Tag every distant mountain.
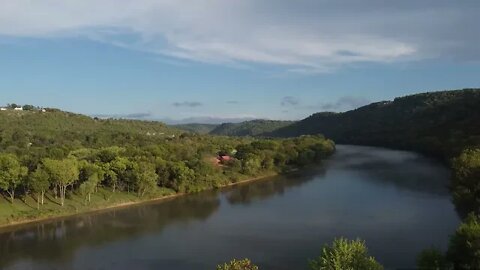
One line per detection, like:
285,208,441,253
210,119,294,137
269,89,480,158
174,123,218,134
162,116,256,125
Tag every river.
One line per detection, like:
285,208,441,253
0,145,460,270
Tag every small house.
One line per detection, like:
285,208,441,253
0,108,6,111
14,107,23,111
218,155,233,163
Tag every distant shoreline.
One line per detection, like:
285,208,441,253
0,172,280,232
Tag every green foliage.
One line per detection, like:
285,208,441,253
42,158,79,206
78,161,104,202
0,108,335,225
29,166,50,208
216,259,259,270
0,154,28,202
22,104,35,111
174,123,219,134
133,162,158,196
417,248,449,270
451,149,480,214
271,89,480,158
309,238,383,270
210,119,294,137
241,154,262,175
447,214,480,269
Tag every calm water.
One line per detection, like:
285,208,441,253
0,145,460,270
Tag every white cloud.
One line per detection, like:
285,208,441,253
0,0,477,72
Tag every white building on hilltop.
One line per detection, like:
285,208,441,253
14,107,23,111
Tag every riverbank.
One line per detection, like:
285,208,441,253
0,171,279,232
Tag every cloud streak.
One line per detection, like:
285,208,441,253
172,101,203,108
281,96,300,106
0,1,478,72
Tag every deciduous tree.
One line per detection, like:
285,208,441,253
0,153,28,203
43,158,79,206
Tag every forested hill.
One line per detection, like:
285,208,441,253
210,119,294,136
0,109,181,154
0,106,335,226
269,89,480,158
173,123,218,134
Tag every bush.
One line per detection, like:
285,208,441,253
417,247,449,270
447,213,480,269
309,238,383,270
216,258,259,270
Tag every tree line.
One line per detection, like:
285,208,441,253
0,109,335,210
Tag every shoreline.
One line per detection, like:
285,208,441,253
0,172,279,232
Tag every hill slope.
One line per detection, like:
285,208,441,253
0,109,181,152
210,119,294,137
269,89,480,158
173,123,218,134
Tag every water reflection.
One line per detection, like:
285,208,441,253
332,145,451,196
0,193,220,269
0,145,460,270
224,168,325,205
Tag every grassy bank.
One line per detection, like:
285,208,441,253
0,171,278,230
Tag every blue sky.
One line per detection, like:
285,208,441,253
0,1,479,123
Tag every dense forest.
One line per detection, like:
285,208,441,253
269,89,480,159
0,108,335,224
209,120,294,137
174,123,219,134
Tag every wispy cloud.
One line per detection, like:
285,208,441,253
0,1,477,72
226,100,239,104
281,96,300,106
172,101,203,108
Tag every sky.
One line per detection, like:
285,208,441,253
0,0,479,124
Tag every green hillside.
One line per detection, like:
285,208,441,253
0,108,335,226
268,88,480,215
270,89,480,158
174,123,219,134
0,109,181,154
210,119,294,137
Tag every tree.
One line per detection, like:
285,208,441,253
241,154,261,175
309,238,383,270
79,179,97,203
216,259,259,270
22,104,35,111
0,153,28,203
29,166,50,209
133,162,158,197
166,162,195,193
447,213,480,269
417,248,449,270
451,149,480,214
107,157,128,192
78,161,104,203
43,158,79,206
